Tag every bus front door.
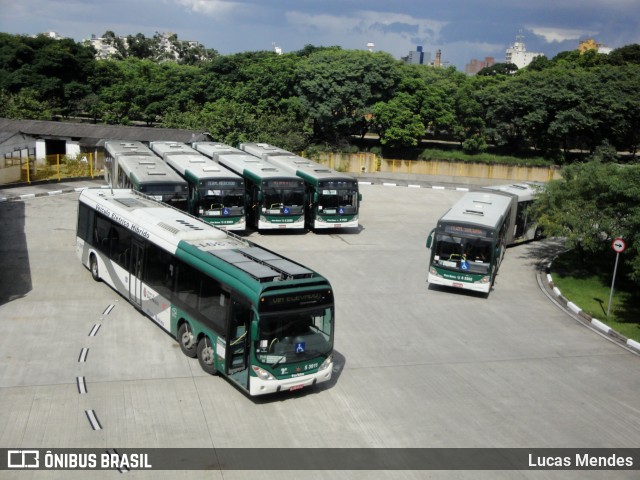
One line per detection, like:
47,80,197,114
129,240,144,308
226,298,251,389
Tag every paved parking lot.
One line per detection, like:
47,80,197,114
0,181,638,479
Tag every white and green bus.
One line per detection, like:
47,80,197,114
149,141,246,231
425,191,517,294
104,140,188,212
484,183,544,243
193,142,305,230
425,184,542,294
76,188,334,395
240,143,362,230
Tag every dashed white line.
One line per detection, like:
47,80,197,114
47,190,63,196
78,348,89,363
85,410,102,430
77,376,87,394
89,324,101,337
103,304,115,316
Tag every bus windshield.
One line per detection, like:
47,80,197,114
198,188,244,216
432,234,493,274
318,188,358,213
256,307,333,366
263,188,305,214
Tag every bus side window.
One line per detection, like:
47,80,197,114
198,275,227,335
144,243,174,298
77,203,92,241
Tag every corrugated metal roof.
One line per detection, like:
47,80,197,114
0,118,210,145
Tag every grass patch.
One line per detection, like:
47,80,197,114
417,148,553,167
551,248,640,342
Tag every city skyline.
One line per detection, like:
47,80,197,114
1,0,638,70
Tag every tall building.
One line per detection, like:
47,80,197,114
505,35,543,69
402,46,432,65
465,57,495,75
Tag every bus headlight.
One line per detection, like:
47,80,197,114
318,355,333,371
479,276,490,283
252,366,275,380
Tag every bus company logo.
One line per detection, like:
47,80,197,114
8,450,39,469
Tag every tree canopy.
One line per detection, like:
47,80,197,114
1,32,639,158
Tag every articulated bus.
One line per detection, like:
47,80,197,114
240,143,362,230
104,140,188,212
76,188,334,395
193,142,305,230
483,183,543,243
425,183,542,294
149,141,246,231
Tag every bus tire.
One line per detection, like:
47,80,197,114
177,323,198,358
90,254,100,282
197,336,218,375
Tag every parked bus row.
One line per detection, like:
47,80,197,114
104,140,188,212
76,187,335,395
425,183,543,295
104,139,362,232
148,141,246,231
238,143,362,230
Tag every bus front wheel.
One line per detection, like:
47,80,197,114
177,323,197,358
90,254,100,282
197,336,218,375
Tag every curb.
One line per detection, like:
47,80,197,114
0,186,91,203
358,180,470,192
544,261,640,355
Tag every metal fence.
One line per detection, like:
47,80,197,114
16,153,102,184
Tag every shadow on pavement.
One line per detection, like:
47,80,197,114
0,200,32,305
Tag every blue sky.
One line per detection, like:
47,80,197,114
1,0,639,69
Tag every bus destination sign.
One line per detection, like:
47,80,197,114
444,224,489,238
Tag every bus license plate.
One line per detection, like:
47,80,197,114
453,282,463,288
289,384,304,392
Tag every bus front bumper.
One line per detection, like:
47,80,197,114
249,365,333,396
428,270,491,293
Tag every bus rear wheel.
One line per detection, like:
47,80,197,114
90,254,100,282
197,336,218,375
177,323,197,358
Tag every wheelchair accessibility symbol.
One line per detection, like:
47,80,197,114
460,260,469,271
283,207,290,215
223,208,230,216
295,342,306,354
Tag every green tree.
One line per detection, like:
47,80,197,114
533,158,640,282
0,88,52,119
477,62,518,76
296,49,401,144
372,94,425,148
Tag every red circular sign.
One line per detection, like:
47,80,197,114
612,238,626,253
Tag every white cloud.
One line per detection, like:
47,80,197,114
284,10,448,57
528,26,597,43
174,0,238,16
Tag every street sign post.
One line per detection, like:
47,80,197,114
607,238,626,317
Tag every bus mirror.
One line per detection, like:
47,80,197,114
358,193,363,202
426,229,434,249
313,192,318,203
256,192,263,201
